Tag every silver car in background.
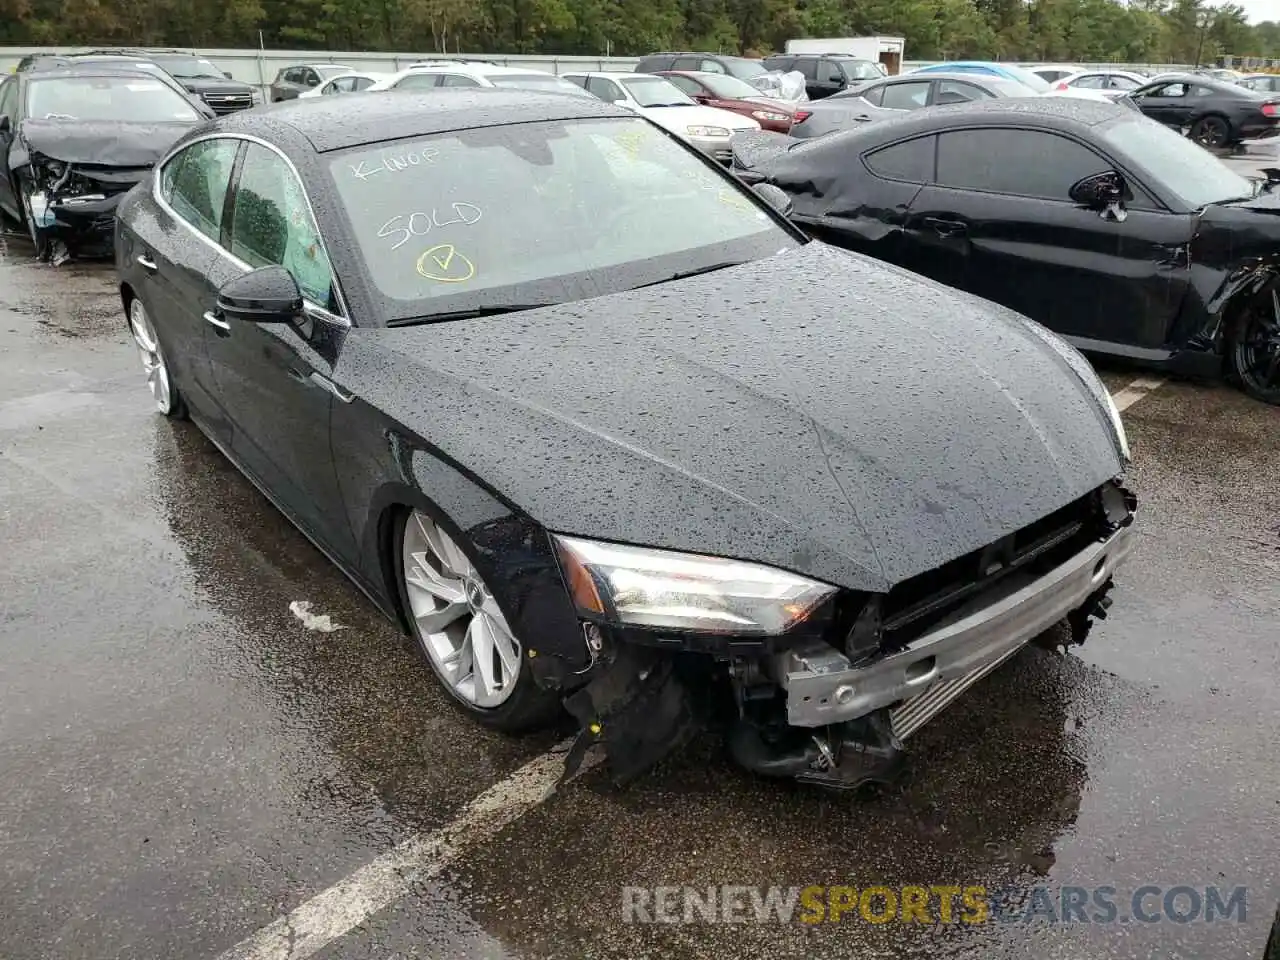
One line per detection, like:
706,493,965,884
789,71,1038,138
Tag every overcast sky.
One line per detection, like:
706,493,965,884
1231,0,1280,23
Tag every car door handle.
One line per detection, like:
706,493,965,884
308,371,353,403
202,310,231,333
923,217,967,238
136,254,158,271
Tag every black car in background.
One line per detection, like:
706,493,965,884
268,64,356,101
113,89,1134,789
79,48,260,114
732,98,1280,404
1129,74,1280,147
761,53,884,99
634,52,770,86
22,54,215,118
789,70,1038,138
0,67,205,262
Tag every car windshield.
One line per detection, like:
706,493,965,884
725,59,767,80
841,60,883,81
26,75,201,122
1101,115,1256,208
621,76,695,107
700,73,767,99
328,117,795,322
489,74,589,95
149,55,224,80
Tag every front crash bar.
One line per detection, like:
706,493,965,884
774,523,1137,728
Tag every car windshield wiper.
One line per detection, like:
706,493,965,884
388,303,558,327
627,261,748,291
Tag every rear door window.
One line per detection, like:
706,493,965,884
395,73,441,90
864,135,935,182
439,74,481,87
881,80,931,110
818,60,843,83
673,56,700,70
700,59,726,73
795,58,818,80
162,137,240,243
1072,74,1106,89
936,80,989,104
936,129,1110,200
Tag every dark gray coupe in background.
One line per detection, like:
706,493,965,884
114,90,1136,789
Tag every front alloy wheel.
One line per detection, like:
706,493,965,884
1232,287,1280,405
398,509,558,730
128,297,185,418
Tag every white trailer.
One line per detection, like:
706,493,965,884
783,36,905,75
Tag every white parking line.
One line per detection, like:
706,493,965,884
1109,376,1166,412
217,742,598,960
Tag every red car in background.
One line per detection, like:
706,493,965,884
655,70,796,132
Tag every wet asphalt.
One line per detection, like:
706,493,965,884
2,160,1279,958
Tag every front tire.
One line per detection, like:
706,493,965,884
1190,115,1230,149
127,295,187,418
395,508,560,731
1229,286,1280,405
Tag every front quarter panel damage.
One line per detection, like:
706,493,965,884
1185,202,1280,357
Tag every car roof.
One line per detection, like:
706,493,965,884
865,70,1004,84
213,88,632,152
561,72,654,80
21,66,169,82
817,96,1129,142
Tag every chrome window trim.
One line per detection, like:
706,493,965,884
152,131,352,327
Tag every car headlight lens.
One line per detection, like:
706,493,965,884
751,110,789,122
251,89,264,104
1102,388,1131,462
686,125,730,137
554,535,837,635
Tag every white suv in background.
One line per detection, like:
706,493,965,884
367,61,593,97
562,72,760,162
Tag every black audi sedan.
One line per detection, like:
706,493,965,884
115,90,1136,788
732,97,1280,405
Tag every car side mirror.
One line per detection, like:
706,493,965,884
752,183,793,217
1070,171,1127,207
223,71,233,79
216,266,303,324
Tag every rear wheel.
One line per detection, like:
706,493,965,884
396,508,560,731
1230,286,1280,405
1189,115,1230,149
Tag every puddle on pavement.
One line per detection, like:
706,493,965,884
1,230,120,340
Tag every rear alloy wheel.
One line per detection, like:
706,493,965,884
1231,286,1280,405
398,509,559,730
128,297,186,418
1190,115,1230,149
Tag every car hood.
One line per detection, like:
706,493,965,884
639,103,760,133
341,243,1124,592
15,119,197,167
179,77,255,94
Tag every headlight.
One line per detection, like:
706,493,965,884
686,125,730,138
1102,388,1131,462
251,89,264,104
554,535,837,635
751,110,789,122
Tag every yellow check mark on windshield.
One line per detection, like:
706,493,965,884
416,243,476,283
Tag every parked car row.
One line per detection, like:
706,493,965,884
109,87,1139,788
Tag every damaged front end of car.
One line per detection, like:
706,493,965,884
551,479,1138,791
15,151,151,265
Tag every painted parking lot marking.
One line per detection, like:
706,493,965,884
1110,376,1166,412
216,743,597,960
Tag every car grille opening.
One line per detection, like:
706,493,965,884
864,489,1111,653
201,93,254,114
